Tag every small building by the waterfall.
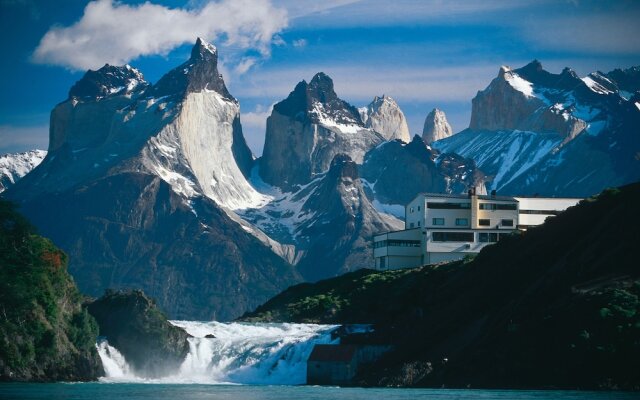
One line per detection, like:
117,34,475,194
307,344,358,385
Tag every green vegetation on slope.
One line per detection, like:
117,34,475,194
242,184,640,390
0,200,102,381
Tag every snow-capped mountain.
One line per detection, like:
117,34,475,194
5,38,300,320
359,95,411,143
242,154,402,281
260,73,384,191
0,150,46,193
434,61,640,196
422,108,453,144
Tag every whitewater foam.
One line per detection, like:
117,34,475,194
96,321,338,385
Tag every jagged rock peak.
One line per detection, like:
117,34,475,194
329,153,358,180
361,95,411,142
422,108,453,144
150,37,233,100
272,72,362,126
68,64,147,99
191,37,217,60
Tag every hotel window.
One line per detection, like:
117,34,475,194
410,222,414,228
480,203,517,210
433,232,474,242
417,205,421,211
479,219,490,226
479,233,499,243
501,219,514,227
428,202,470,209
432,218,445,226
455,218,468,226
418,221,421,227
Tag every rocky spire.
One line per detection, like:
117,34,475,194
150,37,233,100
272,72,362,125
361,95,411,142
422,108,453,144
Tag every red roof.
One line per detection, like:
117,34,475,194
308,345,357,362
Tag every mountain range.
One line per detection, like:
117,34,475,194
2,38,639,319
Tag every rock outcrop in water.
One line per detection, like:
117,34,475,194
88,289,190,378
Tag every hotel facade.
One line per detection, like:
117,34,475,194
373,190,581,269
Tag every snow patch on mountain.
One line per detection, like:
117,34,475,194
311,101,362,134
0,150,47,192
502,66,534,97
433,130,563,192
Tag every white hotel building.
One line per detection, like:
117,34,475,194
373,190,581,269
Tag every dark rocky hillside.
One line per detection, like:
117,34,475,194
0,200,103,382
88,289,190,378
242,182,640,390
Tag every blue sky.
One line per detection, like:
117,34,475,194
1,0,639,155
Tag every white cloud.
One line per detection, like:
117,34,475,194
32,0,288,70
292,39,307,48
0,124,49,154
235,57,259,75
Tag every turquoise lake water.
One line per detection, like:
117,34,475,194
0,384,638,400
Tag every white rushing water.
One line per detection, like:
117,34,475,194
96,322,338,384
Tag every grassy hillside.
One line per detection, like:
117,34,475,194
0,200,102,381
242,183,640,390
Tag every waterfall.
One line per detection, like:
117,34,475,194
95,321,338,384
96,339,133,379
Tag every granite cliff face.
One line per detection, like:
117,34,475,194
422,108,453,144
469,61,587,140
6,38,301,320
259,73,384,191
435,60,640,196
360,95,411,143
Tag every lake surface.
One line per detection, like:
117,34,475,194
0,384,637,400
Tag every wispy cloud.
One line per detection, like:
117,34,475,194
232,64,509,104
292,39,307,48
32,0,288,71
521,12,640,55
288,0,550,27
0,124,49,154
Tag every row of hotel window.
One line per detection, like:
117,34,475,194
409,218,514,228
408,202,518,213
374,232,512,248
